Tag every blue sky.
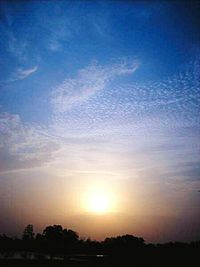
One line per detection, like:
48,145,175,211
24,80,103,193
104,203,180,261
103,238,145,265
0,1,200,242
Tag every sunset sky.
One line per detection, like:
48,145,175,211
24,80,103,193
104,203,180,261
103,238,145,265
0,1,200,243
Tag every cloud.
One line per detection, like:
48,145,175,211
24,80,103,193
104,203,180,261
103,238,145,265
9,66,38,82
15,66,38,79
49,56,200,144
1,57,199,183
0,112,60,174
51,59,139,113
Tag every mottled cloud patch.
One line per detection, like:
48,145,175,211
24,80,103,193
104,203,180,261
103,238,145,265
49,57,199,142
51,59,139,113
0,112,60,173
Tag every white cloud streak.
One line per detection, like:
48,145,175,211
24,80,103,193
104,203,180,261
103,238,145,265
9,66,38,81
0,57,199,180
0,112,60,173
51,60,139,113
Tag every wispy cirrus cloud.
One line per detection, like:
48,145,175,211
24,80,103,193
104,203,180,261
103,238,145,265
9,66,38,82
1,57,199,181
0,59,139,174
0,112,60,174
51,59,139,113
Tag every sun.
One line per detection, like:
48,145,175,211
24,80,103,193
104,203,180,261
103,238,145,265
89,192,109,213
84,186,114,214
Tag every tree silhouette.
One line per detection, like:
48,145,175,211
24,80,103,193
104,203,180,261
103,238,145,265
63,229,79,244
22,224,35,241
43,225,63,243
0,223,199,265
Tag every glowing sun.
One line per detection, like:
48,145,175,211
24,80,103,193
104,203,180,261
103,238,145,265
89,192,109,213
84,186,114,214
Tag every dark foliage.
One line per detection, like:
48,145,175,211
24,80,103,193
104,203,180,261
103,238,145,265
0,224,199,266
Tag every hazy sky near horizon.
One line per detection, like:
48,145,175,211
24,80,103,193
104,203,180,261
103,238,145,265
0,1,200,243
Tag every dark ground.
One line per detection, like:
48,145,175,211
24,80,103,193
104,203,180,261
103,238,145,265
0,253,198,267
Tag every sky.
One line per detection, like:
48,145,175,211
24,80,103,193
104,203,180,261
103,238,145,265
0,1,200,243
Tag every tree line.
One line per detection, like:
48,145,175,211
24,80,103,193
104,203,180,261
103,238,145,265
0,224,199,262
